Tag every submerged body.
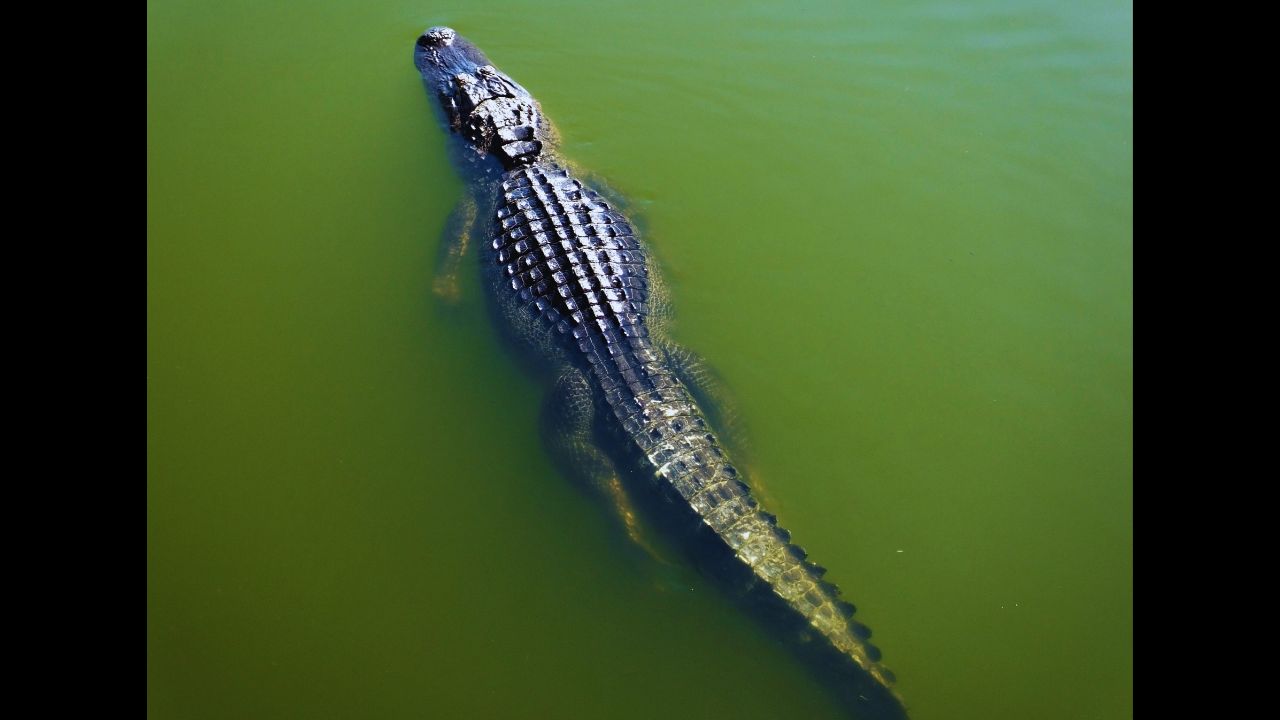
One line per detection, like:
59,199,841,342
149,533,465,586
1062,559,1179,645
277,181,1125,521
414,27,907,719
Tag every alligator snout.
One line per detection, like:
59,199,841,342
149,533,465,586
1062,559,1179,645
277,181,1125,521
417,26,456,48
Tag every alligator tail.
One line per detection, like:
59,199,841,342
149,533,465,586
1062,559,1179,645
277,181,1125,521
702,487,906,718
757,511,907,719
613,362,907,717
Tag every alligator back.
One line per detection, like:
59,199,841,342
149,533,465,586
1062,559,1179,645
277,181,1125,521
485,160,906,719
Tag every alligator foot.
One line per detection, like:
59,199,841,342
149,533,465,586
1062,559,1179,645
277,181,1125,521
542,366,672,566
602,474,678,567
431,274,462,303
431,193,480,305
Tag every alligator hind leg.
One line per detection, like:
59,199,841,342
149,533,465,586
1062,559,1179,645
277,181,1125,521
541,366,670,565
660,341,779,507
431,192,480,304
661,342,751,461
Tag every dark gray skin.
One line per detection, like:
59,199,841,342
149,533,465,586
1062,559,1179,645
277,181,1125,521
414,27,908,719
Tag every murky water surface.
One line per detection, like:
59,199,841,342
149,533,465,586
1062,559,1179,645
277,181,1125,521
148,1,1132,718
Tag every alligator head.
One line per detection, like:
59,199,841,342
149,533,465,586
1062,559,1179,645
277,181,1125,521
414,27,547,169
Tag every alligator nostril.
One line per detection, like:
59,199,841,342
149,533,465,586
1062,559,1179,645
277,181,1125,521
418,26,456,48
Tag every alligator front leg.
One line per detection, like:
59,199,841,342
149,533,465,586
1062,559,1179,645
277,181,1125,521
431,192,480,304
541,366,670,565
577,170,633,214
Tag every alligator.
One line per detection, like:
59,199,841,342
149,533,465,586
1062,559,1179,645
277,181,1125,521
413,27,908,720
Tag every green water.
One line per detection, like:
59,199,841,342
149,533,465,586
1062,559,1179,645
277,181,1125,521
148,1,1132,718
